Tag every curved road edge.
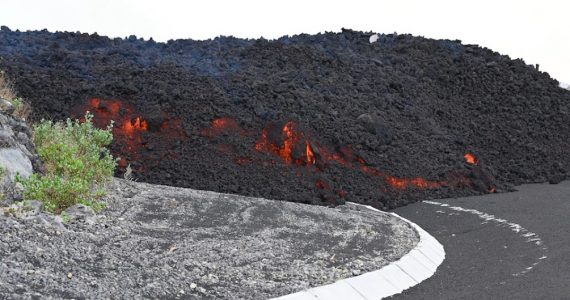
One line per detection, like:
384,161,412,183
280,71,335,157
272,202,446,300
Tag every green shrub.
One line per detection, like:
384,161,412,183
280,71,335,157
17,113,116,213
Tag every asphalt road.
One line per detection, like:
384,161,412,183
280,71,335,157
391,180,570,299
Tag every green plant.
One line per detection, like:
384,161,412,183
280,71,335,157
10,97,23,110
61,211,70,223
17,113,116,213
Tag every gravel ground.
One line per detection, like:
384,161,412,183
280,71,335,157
0,178,418,299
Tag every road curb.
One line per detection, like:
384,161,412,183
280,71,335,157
272,202,445,300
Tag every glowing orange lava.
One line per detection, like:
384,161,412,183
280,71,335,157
75,98,188,172
202,118,479,195
464,153,477,165
306,142,316,165
254,121,309,165
252,120,447,191
123,117,148,135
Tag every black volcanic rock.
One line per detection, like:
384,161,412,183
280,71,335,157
0,27,569,209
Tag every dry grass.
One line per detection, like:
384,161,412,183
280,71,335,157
0,71,16,100
0,71,32,120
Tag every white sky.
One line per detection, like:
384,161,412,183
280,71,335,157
1,0,569,83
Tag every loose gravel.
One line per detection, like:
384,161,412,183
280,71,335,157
0,178,418,299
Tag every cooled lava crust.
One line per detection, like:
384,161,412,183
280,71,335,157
1,27,569,210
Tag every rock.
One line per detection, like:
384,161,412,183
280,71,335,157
548,174,566,184
0,98,15,115
356,113,392,144
190,283,197,290
63,204,96,224
12,182,24,201
0,110,41,204
369,34,379,43
23,200,43,215
2,200,44,218
0,148,33,179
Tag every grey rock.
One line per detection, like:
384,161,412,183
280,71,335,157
11,182,24,202
0,130,16,148
0,148,33,179
16,132,33,150
548,174,566,184
357,113,392,144
0,98,15,115
23,200,43,215
0,178,419,299
63,204,96,224
0,110,40,204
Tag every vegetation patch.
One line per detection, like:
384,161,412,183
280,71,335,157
17,113,116,213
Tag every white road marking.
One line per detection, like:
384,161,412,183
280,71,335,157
424,200,548,277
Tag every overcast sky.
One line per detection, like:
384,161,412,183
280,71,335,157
1,0,569,83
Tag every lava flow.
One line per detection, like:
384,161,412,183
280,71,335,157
81,98,149,154
464,152,477,164
204,117,450,194
255,121,313,166
75,98,187,170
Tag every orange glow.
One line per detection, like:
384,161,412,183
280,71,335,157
255,121,311,166
76,98,187,172
279,122,297,164
464,153,477,165
90,98,100,107
202,117,246,137
123,117,148,135
387,177,407,189
489,187,497,193
251,120,450,192
306,143,316,165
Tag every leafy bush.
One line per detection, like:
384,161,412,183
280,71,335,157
17,113,116,213
9,97,32,119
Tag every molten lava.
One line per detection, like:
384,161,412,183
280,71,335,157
123,117,148,136
75,98,187,172
252,120,447,192
255,121,309,166
464,153,477,165
306,142,316,165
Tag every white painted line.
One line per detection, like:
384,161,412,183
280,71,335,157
272,202,446,300
423,200,548,277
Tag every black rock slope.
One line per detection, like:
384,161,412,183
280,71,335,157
0,27,568,209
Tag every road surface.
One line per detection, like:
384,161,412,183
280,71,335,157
391,180,570,299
